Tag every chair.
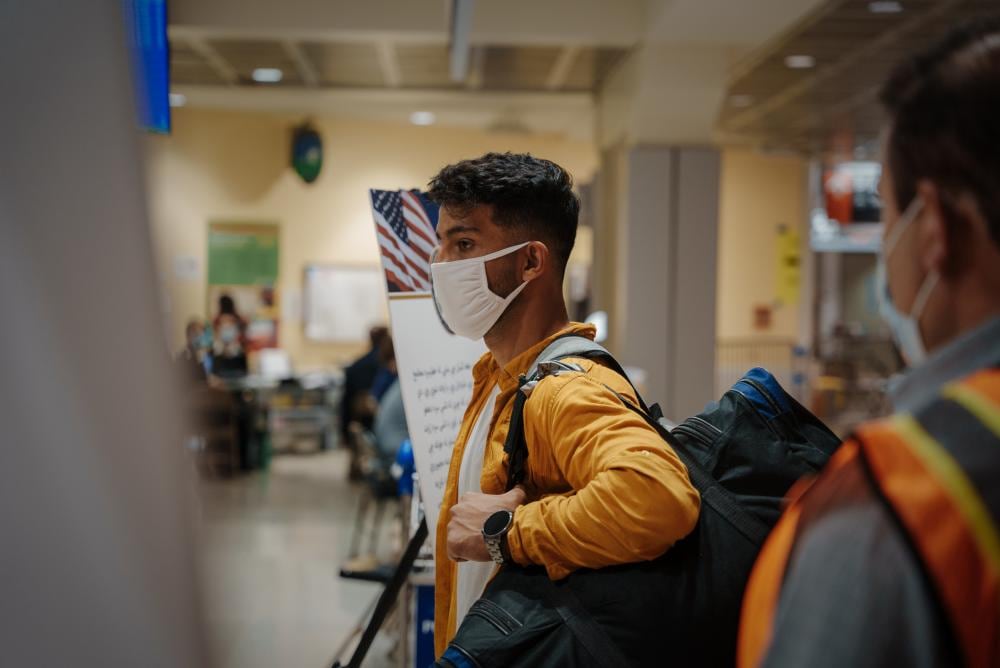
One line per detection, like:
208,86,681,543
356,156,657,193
334,424,408,667
344,422,398,562
269,379,332,454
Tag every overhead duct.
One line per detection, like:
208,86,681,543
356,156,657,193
449,0,475,82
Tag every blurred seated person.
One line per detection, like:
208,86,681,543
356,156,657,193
370,328,399,403
370,355,397,403
174,318,210,385
373,338,409,463
212,313,248,379
341,326,389,477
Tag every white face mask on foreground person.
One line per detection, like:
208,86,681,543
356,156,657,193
430,242,533,340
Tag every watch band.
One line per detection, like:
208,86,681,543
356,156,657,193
485,534,505,565
500,533,513,565
483,510,514,565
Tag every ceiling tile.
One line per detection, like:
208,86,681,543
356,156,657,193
481,46,562,90
301,42,384,87
718,0,999,153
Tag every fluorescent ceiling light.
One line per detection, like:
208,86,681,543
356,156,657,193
868,1,903,13
252,68,283,83
168,92,186,107
410,111,436,126
785,54,816,69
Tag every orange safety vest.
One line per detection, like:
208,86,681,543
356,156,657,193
739,368,1000,668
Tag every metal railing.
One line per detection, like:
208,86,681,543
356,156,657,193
716,338,804,399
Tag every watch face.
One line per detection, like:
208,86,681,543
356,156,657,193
483,510,512,537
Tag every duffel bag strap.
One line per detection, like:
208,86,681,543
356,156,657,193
548,583,633,668
607,388,771,546
506,339,770,544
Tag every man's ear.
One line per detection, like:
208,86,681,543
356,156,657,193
520,241,549,281
915,179,950,275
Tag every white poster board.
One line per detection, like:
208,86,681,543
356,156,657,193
369,189,486,553
387,295,486,550
303,265,388,342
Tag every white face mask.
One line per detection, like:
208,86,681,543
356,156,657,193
431,242,532,340
219,324,239,345
876,195,939,367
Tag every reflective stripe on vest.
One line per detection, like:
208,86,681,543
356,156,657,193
739,369,1000,668
860,370,1000,668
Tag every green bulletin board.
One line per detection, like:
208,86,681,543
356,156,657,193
207,223,279,285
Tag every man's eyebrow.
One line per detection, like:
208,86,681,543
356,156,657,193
436,225,480,241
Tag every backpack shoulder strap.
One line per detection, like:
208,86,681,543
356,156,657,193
525,335,608,378
607,387,771,545
504,343,771,579
526,334,649,413
503,334,647,491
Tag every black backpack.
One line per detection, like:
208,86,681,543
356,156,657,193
436,336,841,668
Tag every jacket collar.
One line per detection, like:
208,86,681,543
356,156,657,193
471,322,597,392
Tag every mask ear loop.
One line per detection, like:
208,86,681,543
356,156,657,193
884,195,924,258
503,240,549,302
884,194,939,320
909,271,939,322
502,240,549,292
478,241,533,264
521,240,548,273
429,246,456,336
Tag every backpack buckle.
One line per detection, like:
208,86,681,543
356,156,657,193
519,361,583,398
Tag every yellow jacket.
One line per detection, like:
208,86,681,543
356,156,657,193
434,323,701,655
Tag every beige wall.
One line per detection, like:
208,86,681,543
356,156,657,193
146,109,597,369
717,148,807,340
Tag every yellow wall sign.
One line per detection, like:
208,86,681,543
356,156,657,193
776,225,801,306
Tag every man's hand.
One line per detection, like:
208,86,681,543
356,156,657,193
447,487,526,563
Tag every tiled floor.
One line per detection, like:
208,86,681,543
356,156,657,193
198,451,399,668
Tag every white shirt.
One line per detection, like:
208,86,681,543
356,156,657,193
454,384,501,628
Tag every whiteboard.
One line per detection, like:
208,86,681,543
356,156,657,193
303,265,388,342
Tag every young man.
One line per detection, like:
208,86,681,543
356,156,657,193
426,152,700,656
739,21,1000,668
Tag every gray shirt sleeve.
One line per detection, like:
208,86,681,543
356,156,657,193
760,498,954,668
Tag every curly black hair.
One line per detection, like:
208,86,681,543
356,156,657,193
427,152,580,271
881,17,1000,248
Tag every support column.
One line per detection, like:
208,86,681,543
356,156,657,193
595,145,720,420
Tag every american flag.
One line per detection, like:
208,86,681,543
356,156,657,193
370,189,439,293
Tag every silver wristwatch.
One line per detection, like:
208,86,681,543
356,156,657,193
482,510,514,565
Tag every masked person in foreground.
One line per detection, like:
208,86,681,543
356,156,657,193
739,19,1000,668
426,153,700,657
